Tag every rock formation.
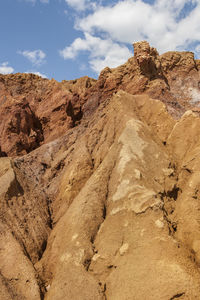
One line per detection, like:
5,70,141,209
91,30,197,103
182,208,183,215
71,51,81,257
1,41,200,299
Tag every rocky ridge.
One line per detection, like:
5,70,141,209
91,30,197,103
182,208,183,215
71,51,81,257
1,41,200,299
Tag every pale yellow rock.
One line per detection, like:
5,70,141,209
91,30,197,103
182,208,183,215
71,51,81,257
2,89,200,300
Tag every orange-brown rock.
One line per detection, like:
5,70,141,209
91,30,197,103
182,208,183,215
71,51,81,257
1,42,200,300
1,42,200,157
0,74,96,156
87,41,200,118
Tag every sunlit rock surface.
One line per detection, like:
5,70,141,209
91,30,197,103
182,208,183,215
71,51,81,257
1,42,200,299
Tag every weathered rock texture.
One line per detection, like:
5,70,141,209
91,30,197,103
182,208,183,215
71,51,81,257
1,41,200,299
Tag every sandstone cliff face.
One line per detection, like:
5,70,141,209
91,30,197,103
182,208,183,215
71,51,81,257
1,42,200,299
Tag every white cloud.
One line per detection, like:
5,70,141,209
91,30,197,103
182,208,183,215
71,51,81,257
0,62,14,74
65,0,87,11
60,33,132,73
64,0,96,11
77,0,200,53
25,71,48,78
61,0,200,74
19,49,46,66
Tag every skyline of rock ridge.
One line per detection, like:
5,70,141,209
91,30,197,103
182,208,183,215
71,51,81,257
1,41,200,299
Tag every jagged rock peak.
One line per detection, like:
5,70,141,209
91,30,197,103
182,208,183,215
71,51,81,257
133,40,161,76
0,41,200,158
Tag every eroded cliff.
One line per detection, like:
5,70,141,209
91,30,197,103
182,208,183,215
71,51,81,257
1,42,200,299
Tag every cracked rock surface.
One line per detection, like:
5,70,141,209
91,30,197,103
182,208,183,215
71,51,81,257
1,42,200,299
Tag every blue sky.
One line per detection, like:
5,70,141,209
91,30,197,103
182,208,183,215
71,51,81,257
0,0,200,81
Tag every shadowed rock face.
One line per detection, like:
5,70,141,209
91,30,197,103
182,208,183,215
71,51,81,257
0,74,96,157
1,42,200,299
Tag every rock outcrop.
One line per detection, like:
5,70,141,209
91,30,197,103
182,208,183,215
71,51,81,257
0,74,96,156
1,41,200,157
1,42,200,299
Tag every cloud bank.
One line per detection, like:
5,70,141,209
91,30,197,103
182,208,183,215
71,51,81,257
61,0,200,74
64,0,90,11
19,49,46,66
25,71,48,78
0,62,14,75
60,33,132,73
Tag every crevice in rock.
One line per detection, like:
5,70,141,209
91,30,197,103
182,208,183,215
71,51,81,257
135,202,162,216
103,283,107,300
83,258,92,272
38,240,47,260
55,159,65,171
158,179,181,235
103,204,107,220
41,162,48,172
107,264,117,269
52,103,65,112
46,195,53,230
161,203,177,236
66,100,83,127
166,185,180,201
37,276,47,300
170,292,185,299
5,177,24,200
98,282,107,300
39,289,45,300
160,184,180,202
0,146,7,157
